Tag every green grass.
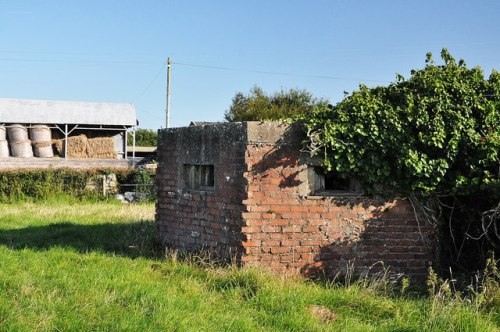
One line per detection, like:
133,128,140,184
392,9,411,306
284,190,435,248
0,202,498,331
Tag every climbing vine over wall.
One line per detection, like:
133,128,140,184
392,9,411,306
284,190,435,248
299,49,499,271
301,49,499,196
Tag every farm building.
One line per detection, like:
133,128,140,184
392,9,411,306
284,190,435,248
0,98,137,169
156,121,436,280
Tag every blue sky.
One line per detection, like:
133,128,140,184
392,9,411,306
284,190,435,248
0,1,499,130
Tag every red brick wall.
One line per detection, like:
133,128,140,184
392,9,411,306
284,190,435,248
240,144,435,279
155,125,248,260
156,122,436,280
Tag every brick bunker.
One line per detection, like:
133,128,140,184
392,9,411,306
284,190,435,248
156,122,435,279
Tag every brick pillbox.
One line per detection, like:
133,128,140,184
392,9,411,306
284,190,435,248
156,122,436,280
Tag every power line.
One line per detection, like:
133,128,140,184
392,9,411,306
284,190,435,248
132,63,168,123
132,63,166,103
0,55,166,123
0,56,391,83
136,107,164,122
172,61,391,83
0,57,155,65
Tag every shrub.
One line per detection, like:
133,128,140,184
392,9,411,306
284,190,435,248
0,168,155,203
115,166,156,202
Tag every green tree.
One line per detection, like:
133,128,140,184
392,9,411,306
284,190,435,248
225,86,328,122
128,128,158,147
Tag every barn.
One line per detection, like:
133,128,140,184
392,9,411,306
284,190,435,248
0,98,137,168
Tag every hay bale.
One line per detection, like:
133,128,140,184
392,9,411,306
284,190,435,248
33,141,52,148
33,146,54,158
86,137,117,159
29,125,52,142
10,140,33,158
52,134,117,159
54,135,88,158
53,139,62,156
0,140,9,157
7,124,28,142
32,141,54,158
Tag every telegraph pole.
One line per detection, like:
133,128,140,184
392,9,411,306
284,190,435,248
166,57,172,128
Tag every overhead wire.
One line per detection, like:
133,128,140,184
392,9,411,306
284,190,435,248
0,55,397,124
0,55,166,122
132,63,166,103
0,57,155,65
0,55,391,83
172,61,391,83
132,63,167,122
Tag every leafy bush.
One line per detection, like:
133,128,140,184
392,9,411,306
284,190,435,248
0,168,155,203
299,49,499,272
300,49,499,197
116,166,156,202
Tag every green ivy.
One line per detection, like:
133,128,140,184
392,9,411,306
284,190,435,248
299,49,499,198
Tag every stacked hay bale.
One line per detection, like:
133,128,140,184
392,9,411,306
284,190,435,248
86,137,117,159
7,124,33,158
54,134,117,159
54,135,88,158
0,127,8,157
30,125,53,158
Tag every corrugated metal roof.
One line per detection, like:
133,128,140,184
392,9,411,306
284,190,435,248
0,98,136,126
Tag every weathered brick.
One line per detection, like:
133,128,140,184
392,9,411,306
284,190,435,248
280,212,302,219
281,239,300,246
242,241,259,247
300,253,316,260
246,220,265,227
262,240,281,246
308,206,328,213
242,226,260,234
261,199,281,205
156,123,436,279
271,205,292,212
248,205,272,212
290,205,309,212
241,212,261,219
262,226,281,233
269,219,289,226
302,226,319,233
282,226,302,233
270,246,291,254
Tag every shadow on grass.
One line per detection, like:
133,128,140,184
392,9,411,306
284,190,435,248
0,221,162,259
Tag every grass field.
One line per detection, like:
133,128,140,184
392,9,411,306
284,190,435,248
0,201,498,331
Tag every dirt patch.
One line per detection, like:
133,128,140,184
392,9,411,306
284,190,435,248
308,305,337,324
